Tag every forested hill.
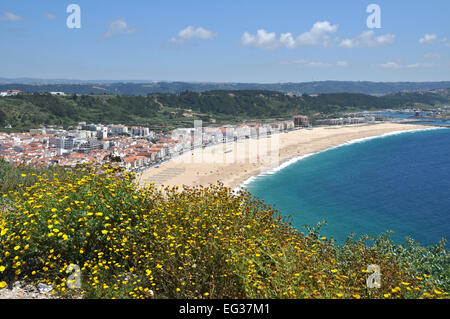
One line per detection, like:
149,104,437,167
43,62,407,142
0,90,449,132
2,80,450,95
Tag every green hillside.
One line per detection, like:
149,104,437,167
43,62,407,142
1,90,449,132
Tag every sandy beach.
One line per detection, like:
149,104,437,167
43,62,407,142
138,123,436,189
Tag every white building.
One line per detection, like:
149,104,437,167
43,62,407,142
49,137,75,150
30,128,47,135
4,90,24,96
68,130,96,139
108,125,129,136
83,124,103,132
97,128,108,140
131,126,150,138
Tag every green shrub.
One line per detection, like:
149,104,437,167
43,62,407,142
0,164,447,299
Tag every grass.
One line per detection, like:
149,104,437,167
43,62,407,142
0,162,448,299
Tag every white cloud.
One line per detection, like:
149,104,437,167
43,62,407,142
0,11,22,22
295,21,338,47
303,61,332,68
282,59,346,68
424,52,441,59
241,21,338,50
102,19,135,39
241,29,278,50
339,30,395,48
419,34,437,44
44,12,57,20
380,62,402,69
405,62,434,68
336,61,348,67
380,61,435,69
170,26,217,44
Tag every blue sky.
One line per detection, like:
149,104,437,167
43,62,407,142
1,0,449,82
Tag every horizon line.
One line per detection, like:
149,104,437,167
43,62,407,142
1,78,450,85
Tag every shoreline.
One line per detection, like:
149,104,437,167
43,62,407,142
237,126,445,191
138,123,440,190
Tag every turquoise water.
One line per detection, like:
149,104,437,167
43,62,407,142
244,128,450,247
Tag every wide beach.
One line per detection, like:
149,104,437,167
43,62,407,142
138,122,435,189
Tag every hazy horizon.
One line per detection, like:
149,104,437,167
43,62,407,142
1,77,450,85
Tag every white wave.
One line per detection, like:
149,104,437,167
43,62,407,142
235,126,446,192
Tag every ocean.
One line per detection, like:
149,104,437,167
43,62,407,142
243,128,450,248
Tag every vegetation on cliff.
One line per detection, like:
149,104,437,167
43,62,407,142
0,161,448,299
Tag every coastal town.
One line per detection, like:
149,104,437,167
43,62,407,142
0,110,381,172
1,90,448,173
4,107,450,174
0,116,303,170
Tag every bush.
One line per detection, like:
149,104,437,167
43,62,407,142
0,165,447,299
0,159,79,194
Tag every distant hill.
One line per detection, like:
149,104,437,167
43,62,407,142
1,80,450,95
1,90,449,132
